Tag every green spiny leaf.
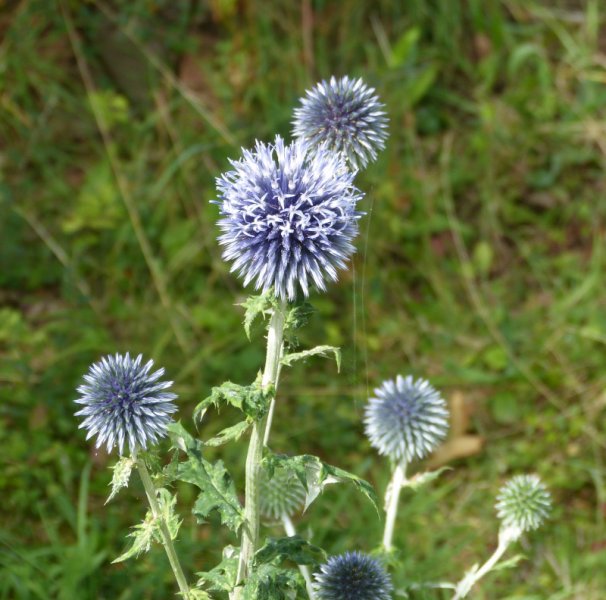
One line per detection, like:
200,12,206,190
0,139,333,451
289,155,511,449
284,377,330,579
281,345,341,372
185,590,213,600
255,536,326,568
194,380,272,422
242,563,305,600
263,453,378,514
112,508,159,563
284,302,315,331
169,423,244,532
106,456,135,504
204,420,251,447
239,291,277,339
196,545,239,592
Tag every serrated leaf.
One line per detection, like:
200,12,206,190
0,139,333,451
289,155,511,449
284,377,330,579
284,302,315,331
197,545,239,592
407,467,452,491
255,536,326,568
106,456,135,504
239,291,277,339
263,453,378,514
281,345,341,372
194,380,272,422
112,488,181,563
169,423,244,532
491,554,526,572
185,590,212,600
242,563,304,600
204,420,251,447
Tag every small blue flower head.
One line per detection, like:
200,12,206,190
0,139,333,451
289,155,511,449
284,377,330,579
496,475,551,535
74,353,178,455
364,375,449,463
215,135,364,300
314,551,393,600
293,75,388,169
259,466,307,520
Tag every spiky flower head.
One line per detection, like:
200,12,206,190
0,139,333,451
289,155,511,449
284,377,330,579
314,551,393,600
496,475,551,536
364,375,449,464
293,75,388,169
215,135,364,300
259,466,306,521
75,353,178,455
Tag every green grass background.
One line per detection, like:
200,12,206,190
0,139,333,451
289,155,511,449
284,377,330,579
2,0,606,597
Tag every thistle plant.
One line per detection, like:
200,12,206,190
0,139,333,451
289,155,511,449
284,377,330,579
72,74,554,600
364,375,449,551
75,353,190,597
293,75,388,168
314,551,393,600
453,475,551,599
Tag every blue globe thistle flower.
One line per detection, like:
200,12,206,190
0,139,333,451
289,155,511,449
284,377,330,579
215,136,364,300
74,353,178,455
259,466,306,521
293,75,388,169
364,375,449,464
314,551,393,600
496,475,551,535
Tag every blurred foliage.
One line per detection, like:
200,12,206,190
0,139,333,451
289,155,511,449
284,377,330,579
1,0,606,597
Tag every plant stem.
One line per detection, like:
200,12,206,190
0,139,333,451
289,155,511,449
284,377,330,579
382,461,407,552
136,458,190,597
235,300,287,594
452,530,512,599
282,514,316,599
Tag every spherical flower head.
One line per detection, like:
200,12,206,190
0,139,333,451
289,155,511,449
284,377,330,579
215,135,364,300
259,466,306,521
314,551,393,600
364,375,449,463
74,353,178,455
293,75,388,169
496,474,551,536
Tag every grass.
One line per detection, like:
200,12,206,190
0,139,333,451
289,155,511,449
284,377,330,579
1,0,606,597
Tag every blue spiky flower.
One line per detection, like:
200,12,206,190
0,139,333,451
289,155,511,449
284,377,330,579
364,375,449,464
74,353,178,455
293,75,388,169
496,475,551,536
314,551,393,600
260,466,307,521
215,135,364,300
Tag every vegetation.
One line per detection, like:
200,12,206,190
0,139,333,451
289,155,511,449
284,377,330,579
2,0,605,597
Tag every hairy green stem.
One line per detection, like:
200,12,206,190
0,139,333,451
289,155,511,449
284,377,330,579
136,458,190,597
382,461,407,552
235,300,287,595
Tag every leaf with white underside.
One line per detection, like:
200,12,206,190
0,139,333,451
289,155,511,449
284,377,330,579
263,453,378,513
169,422,244,533
106,456,135,504
281,345,341,372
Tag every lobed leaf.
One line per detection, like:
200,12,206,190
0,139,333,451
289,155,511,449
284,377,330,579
239,291,277,339
169,423,244,533
194,380,272,423
106,456,135,504
241,563,305,600
204,420,251,447
281,345,341,372
197,545,239,592
255,536,326,568
263,453,378,514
